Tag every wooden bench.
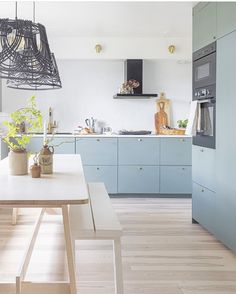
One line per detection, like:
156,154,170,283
70,182,123,294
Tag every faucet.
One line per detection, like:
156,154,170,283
47,107,58,134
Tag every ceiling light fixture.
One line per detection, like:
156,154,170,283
0,2,62,90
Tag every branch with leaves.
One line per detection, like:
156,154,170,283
3,96,43,151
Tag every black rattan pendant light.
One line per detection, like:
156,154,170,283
0,2,62,90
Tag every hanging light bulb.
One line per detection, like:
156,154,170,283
0,2,62,90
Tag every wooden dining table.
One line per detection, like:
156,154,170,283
0,154,89,294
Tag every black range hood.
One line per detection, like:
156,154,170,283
114,59,158,99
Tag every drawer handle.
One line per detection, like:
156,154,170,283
201,189,204,192
96,167,100,170
138,138,142,142
97,139,100,142
182,167,185,170
200,149,204,152
139,167,143,170
180,139,185,142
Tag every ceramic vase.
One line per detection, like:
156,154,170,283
9,150,28,175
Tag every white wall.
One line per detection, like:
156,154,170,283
2,59,191,133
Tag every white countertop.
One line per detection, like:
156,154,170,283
25,133,192,138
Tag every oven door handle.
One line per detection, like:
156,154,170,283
198,99,216,104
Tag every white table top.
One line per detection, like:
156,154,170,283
0,154,89,206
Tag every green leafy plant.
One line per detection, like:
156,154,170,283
3,96,43,151
177,119,188,129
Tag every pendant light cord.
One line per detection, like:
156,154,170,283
33,1,35,23
15,1,17,20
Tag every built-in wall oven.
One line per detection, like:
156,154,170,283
193,42,216,149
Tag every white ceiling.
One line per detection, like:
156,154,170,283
0,1,193,38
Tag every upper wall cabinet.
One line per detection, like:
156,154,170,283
217,3,236,39
193,2,217,52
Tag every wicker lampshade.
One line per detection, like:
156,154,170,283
0,18,62,90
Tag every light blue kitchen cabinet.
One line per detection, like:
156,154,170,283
118,166,159,194
0,139,8,160
76,138,117,165
215,31,236,252
217,2,236,39
83,165,117,194
118,137,160,165
193,2,217,52
192,145,216,192
28,137,75,154
160,166,192,194
160,137,192,166
192,182,216,233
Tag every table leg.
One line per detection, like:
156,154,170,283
62,205,77,294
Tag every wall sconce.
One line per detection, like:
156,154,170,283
95,44,102,53
168,45,176,54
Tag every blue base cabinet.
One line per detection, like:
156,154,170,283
160,166,192,194
83,165,117,194
118,166,159,194
76,138,117,165
118,138,159,165
192,182,216,233
28,137,75,154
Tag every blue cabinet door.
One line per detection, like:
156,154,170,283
27,137,42,153
192,182,216,234
83,165,117,194
118,166,159,193
76,138,117,165
50,137,75,154
192,145,216,192
160,166,192,194
217,3,236,39
28,137,75,154
193,3,217,51
160,137,192,166
118,138,160,165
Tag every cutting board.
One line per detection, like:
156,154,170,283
155,93,171,134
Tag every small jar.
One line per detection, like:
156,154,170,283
39,145,54,174
30,163,41,178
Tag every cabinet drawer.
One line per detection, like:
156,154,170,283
160,166,192,194
118,166,159,194
50,137,75,154
118,138,160,165
192,182,216,233
160,138,192,165
192,145,216,192
76,138,117,165
28,137,75,154
83,165,117,194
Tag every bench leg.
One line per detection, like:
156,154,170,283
12,208,18,225
62,205,77,294
113,239,124,294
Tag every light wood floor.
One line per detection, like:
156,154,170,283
1,198,236,294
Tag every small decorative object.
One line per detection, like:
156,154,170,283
95,44,102,53
3,96,42,175
168,45,176,54
30,154,41,178
155,92,171,134
119,79,140,94
177,119,188,129
39,145,54,174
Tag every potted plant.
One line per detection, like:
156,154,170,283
177,119,188,129
3,96,42,175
